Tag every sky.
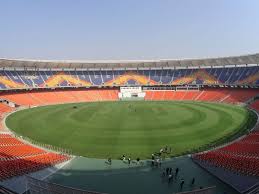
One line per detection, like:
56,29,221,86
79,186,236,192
0,0,259,60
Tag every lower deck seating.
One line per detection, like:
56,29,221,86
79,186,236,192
195,151,259,175
0,153,68,180
0,88,257,107
0,104,14,131
0,145,45,159
0,88,119,106
0,134,69,180
193,131,259,177
250,100,259,112
144,88,258,104
0,137,24,146
0,104,13,113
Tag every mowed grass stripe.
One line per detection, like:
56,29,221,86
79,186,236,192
6,101,253,159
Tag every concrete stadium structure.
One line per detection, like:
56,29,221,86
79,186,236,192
1,53,259,69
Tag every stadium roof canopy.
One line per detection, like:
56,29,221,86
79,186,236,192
0,53,259,69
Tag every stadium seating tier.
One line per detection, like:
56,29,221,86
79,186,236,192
0,134,69,180
193,131,259,177
0,67,258,89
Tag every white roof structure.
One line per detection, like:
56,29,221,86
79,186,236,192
0,53,258,69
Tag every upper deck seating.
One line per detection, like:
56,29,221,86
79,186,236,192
0,66,258,89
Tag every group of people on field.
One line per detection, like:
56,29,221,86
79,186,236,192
161,166,196,190
154,146,199,190
105,146,207,191
106,155,141,166
106,145,172,167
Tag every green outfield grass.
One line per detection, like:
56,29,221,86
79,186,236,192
6,101,256,159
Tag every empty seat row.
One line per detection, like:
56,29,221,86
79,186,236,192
194,151,259,176
0,135,23,146
0,134,70,180
0,89,119,106
0,145,45,160
144,89,258,104
193,131,259,177
0,153,69,180
249,100,259,112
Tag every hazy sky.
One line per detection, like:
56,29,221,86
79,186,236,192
0,0,259,60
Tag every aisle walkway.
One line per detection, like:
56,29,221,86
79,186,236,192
46,156,238,194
